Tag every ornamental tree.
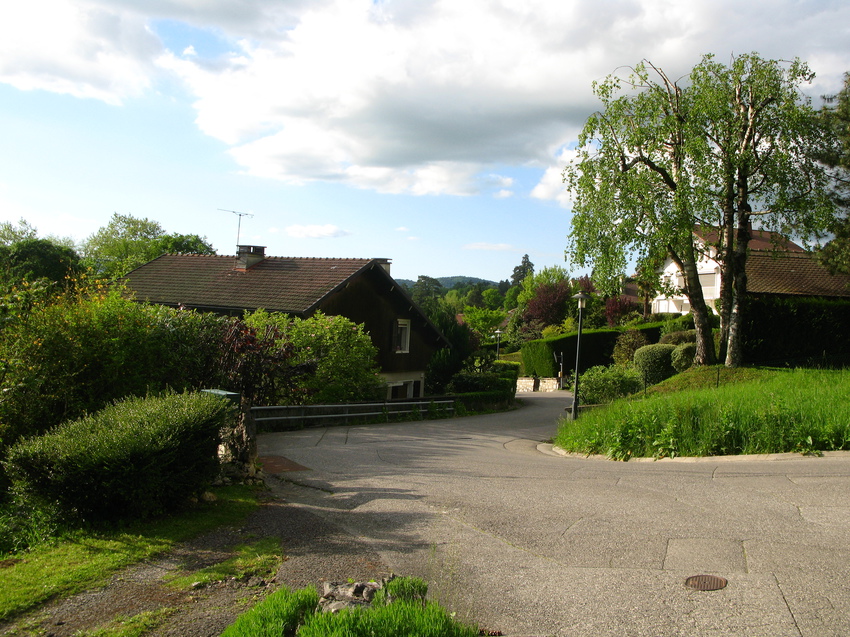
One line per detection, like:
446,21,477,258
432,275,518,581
565,53,838,367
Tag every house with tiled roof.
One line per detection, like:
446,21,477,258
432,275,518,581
123,245,448,399
652,229,850,314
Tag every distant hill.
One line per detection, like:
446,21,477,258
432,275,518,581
395,276,499,290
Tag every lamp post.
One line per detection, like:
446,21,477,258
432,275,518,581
494,329,504,359
571,291,590,420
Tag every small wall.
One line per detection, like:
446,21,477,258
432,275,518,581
516,377,562,393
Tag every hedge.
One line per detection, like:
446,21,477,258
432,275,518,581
521,322,665,377
5,392,232,524
742,295,850,366
633,343,677,385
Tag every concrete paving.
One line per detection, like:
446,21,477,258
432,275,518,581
258,392,850,636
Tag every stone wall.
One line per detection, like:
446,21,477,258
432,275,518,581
516,377,562,393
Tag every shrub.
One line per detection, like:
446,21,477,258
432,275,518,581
243,310,384,404
659,329,697,345
672,342,697,373
578,365,643,404
0,288,226,452
612,329,649,366
633,344,677,386
5,392,231,525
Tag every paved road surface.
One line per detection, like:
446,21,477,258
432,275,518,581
258,392,850,636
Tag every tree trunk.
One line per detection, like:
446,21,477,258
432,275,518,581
669,243,716,366
725,217,751,367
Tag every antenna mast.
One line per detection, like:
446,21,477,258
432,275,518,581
218,209,254,248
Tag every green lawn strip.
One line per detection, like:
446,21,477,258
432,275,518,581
556,367,850,459
0,485,260,622
164,537,282,589
73,607,179,637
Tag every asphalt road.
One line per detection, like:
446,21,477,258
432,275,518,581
258,392,850,637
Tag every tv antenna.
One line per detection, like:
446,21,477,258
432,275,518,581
218,209,254,247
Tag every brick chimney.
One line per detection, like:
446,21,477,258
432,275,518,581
235,245,266,270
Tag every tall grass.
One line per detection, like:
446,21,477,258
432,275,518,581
555,368,850,459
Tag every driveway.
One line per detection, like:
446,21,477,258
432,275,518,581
258,392,850,636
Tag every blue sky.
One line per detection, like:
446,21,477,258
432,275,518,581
1,1,849,282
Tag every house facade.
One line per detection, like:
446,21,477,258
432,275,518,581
123,245,448,400
650,230,850,314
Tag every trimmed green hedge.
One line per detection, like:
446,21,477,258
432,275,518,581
521,322,665,377
5,392,232,524
742,295,850,365
633,344,677,385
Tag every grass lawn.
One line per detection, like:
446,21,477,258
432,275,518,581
556,366,850,460
0,485,261,622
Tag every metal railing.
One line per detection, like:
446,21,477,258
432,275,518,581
251,398,455,430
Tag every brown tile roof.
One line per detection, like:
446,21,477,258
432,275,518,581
747,251,850,298
123,254,381,313
695,227,806,252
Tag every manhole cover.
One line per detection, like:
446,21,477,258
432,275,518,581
685,574,728,591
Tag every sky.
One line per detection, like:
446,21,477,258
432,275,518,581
1,1,849,283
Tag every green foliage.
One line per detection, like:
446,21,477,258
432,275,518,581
0,238,81,287
742,295,850,365
461,306,506,338
556,368,850,459
565,53,838,365
612,329,649,366
511,253,534,287
578,365,643,404
0,288,226,451
522,329,620,377
222,577,476,637
0,219,38,246
0,484,259,617
221,586,319,637
671,342,697,373
5,392,230,525
372,576,428,606
633,344,677,386
425,305,476,394
243,310,384,404
660,329,697,345
82,213,215,279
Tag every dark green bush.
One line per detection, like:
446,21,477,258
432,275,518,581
612,329,649,366
672,342,697,372
742,295,850,365
447,372,502,393
5,392,231,525
0,289,226,452
578,365,643,404
633,344,677,386
660,329,697,345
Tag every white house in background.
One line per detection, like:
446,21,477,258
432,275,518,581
652,228,807,315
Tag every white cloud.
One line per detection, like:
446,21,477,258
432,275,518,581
531,147,581,208
463,242,515,251
285,224,351,239
2,0,849,195
395,226,409,232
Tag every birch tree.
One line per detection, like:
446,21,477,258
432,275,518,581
565,53,837,367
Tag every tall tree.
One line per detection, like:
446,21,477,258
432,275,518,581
511,254,534,287
0,219,37,246
818,72,850,275
565,53,837,367
82,213,216,278
0,238,81,286
410,275,444,317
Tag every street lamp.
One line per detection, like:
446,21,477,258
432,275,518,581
493,329,504,359
571,291,590,421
